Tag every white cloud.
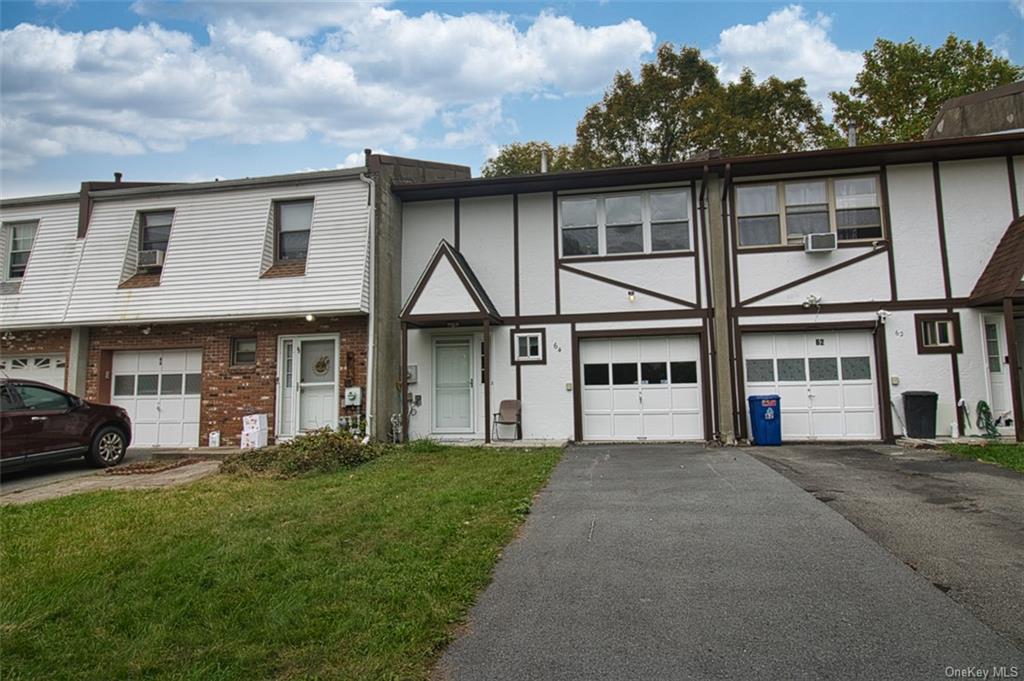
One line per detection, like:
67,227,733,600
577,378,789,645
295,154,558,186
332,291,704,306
1012,0,1024,18
712,5,862,109
0,7,655,170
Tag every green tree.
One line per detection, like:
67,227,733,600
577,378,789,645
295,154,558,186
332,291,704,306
482,44,837,175
830,35,1023,145
480,141,579,178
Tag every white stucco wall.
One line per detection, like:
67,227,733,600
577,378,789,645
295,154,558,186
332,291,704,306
401,200,454,302
460,196,515,316
886,163,945,301
516,192,556,316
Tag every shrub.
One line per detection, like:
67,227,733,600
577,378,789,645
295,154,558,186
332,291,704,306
220,428,392,478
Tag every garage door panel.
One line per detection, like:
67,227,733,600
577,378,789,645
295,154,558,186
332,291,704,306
775,335,805,356
638,337,668,361
583,389,611,411
811,412,845,438
839,331,873,354
641,413,671,439
612,413,641,439
135,398,161,420
111,349,202,447
612,389,641,411
778,385,810,409
843,384,875,409
583,415,611,439
671,386,700,409
642,386,671,410
781,412,811,439
845,411,878,437
809,384,842,409
161,351,187,372
672,413,702,439
581,341,609,363
1,355,67,389
611,339,638,362
137,351,162,372
159,398,185,420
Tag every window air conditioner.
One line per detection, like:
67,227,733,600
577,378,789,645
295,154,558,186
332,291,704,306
138,249,165,269
804,232,837,253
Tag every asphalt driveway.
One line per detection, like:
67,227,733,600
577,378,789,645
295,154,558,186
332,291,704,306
751,444,1024,650
436,445,1022,680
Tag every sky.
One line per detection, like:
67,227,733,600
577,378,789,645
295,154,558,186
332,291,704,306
1,0,1021,197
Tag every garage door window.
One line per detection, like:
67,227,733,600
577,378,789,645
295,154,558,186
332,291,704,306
777,358,806,381
137,375,159,395
584,364,610,385
185,373,202,394
841,356,871,380
641,362,668,384
114,376,134,396
746,358,774,383
808,357,838,381
612,363,638,385
161,374,183,395
671,361,698,384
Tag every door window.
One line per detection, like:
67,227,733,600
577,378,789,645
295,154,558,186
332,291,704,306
14,385,70,410
985,323,1001,372
300,340,335,383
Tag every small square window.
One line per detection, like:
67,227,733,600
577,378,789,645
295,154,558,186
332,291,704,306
232,338,258,365
915,314,960,354
511,330,545,364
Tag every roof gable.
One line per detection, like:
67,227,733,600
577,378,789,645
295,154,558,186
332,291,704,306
970,215,1024,305
401,240,501,323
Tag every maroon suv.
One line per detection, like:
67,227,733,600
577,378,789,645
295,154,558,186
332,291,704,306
0,378,132,471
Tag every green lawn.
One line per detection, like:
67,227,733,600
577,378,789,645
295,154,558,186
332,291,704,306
1,446,561,680
943,442,1024,473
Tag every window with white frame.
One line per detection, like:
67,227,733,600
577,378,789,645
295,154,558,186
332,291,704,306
915,313,960,354
736,175,883,248
140,210,174,252
560,188,691,258
6,221,38,279
511,330,545,364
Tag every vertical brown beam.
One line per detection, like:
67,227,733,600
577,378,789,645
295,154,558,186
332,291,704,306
1004,298,1023,443
513,194,522,404
483,319,491,444
453,198,461,251
1008,156,1020,220
571,323,581,442
552,192,561,315
401,322,409,442
880,166,898,302
874,323,895,442
932,161,963,436
698,172,719,439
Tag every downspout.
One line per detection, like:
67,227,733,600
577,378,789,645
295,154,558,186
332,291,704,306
699,165,719,441
359,172,376,440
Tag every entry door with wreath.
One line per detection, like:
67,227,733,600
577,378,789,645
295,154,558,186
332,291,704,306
278,335,339,437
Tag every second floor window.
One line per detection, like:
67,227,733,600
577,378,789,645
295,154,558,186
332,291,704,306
560,188,691,258
6,221,38,279
736,175,883,248
140,211,174,252
275,199,314,261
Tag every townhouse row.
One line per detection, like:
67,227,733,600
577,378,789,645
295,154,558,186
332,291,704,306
3,134,1023,447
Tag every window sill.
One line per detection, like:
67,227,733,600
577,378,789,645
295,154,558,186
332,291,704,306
262,261,307,278
118,272,162,289
737,239,887,254
559,250,695,264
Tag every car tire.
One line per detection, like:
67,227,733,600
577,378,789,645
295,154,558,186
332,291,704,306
86,426,127,468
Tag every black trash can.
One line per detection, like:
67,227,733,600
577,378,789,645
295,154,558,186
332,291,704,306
902,391,938,438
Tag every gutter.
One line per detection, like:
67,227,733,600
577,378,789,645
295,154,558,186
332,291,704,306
359,173,377,440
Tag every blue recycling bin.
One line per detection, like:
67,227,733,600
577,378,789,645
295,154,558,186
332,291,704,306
748,394,782,446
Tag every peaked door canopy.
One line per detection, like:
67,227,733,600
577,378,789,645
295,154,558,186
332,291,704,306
401,240,501,326
970,215,1024,306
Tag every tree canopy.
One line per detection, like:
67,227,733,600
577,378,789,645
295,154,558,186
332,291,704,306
481,36,1022,177
830,35,1023,145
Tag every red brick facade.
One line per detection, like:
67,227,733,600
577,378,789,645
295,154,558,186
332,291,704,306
83,316,368,446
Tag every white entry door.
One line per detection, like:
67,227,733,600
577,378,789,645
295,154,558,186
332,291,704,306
982,316,1013,429
277,335,339,439
111,349,202,447
743,331,878,440
580,336,703,441
434,337,474,433
0,354,66,389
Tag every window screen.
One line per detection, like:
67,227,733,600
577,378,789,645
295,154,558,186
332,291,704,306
737,185,780,247
784,181,829,240
561,198,598,256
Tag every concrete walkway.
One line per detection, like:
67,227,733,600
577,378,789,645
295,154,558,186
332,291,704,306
436,445,1022,680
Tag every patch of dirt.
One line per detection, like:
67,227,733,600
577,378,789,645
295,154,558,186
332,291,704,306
105,458,203,475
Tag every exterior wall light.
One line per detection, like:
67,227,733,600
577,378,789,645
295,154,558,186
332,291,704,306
627,290,636,302
305,314,316,322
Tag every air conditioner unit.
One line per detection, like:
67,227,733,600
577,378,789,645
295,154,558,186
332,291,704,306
138,249,165,269
804,232,837,253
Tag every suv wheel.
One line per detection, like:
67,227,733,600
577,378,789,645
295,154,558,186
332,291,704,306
87,426,127,468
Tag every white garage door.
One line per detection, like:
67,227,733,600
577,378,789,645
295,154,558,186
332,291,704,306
581,335,703,441
0,355,66,388
742,330,878,440
111,349,202,447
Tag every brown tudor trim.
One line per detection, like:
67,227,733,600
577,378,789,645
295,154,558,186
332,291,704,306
1003,298,1023,442
509,327,548,366
453,198,460,251
880,166,898,301
483,318,491,443
513,194,520,317
733,297,969,317
558,263,698,309
913,312,963,354
738,246,887,307
400,241,501,324
931,163,954,301
736,320,894,443
1008,156,1020,220
405,309,711,328
552,193,561,315
570,325,709,443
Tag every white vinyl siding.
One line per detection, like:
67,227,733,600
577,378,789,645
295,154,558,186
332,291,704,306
0,179,369,328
